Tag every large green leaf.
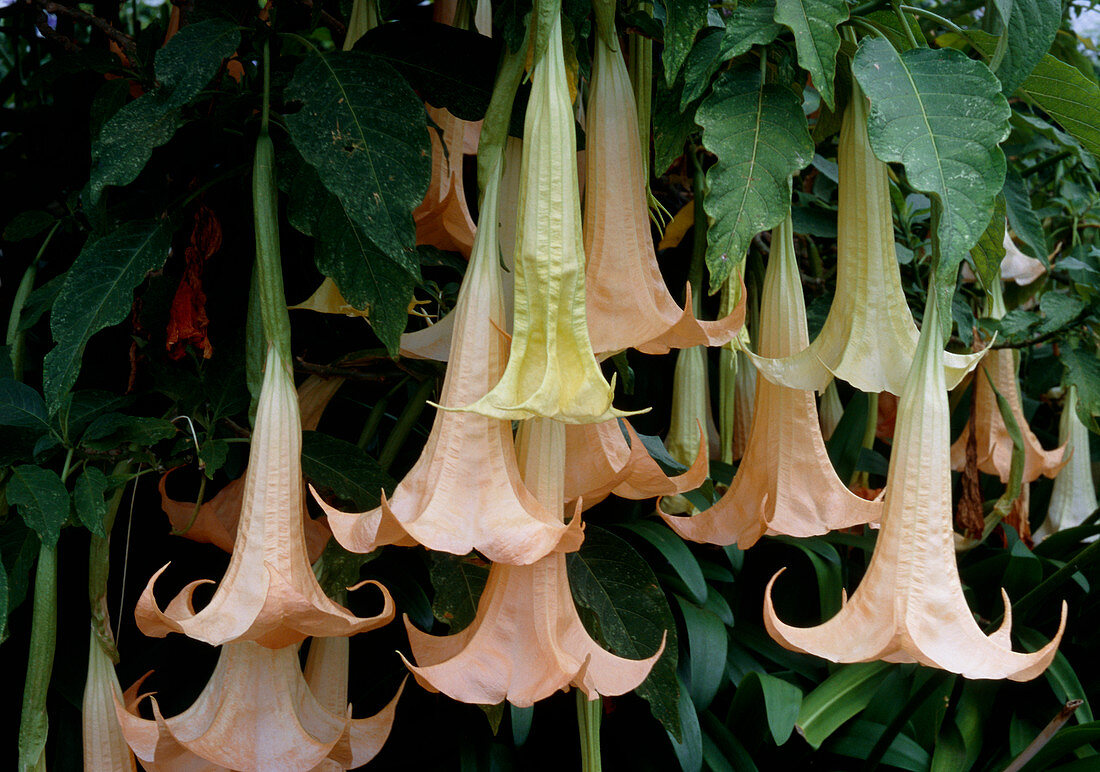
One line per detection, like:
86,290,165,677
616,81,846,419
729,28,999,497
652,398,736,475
969,194,1007,289
699,67,813,289
73,468,109,538
284,155,418,353
727,671,804,746
653,76,698,176
0,380,51,435
853,37,1010,284
774,0,848,110
717,0,782,62
7,465,69,548
88,19,240,203
1019,51,1100,164
284,50,430,282
301,430,394,512
663,0,710,86
567,524,681,737
429,553,488,630
43,220,173,412
1062,343,1100,432
797,662,892,748
995,0,1061,96
1003,166,1048,260
621,520,707,604
80,413,177,450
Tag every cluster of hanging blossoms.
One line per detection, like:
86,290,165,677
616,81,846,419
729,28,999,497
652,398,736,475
79,0,1083,769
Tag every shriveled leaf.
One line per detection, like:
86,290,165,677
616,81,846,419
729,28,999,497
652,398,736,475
568,525,681,737
284,50,430,290
969,194,1007,288
774,0,848,110
853,37,1010,284
699,66,813,289
429,553,488,630
7,465,69,548
73,467,109,537
663,0,710,86
43,220,173,412
995,0,1062,96
88,19,240,203
300,430,393,511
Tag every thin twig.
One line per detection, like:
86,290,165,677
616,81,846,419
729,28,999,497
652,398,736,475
991,311,1091,350
1002,700,1083,772
38,1,137,56
294,358,399,381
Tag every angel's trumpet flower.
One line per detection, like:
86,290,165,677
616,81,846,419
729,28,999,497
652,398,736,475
313,160,582,564
116,640,402,771
1000,229,1046,285
562,417,708,510
950,282,1066,483
764,292,1066,680
414,105,477,257
83,630,134,771
662,216,881,546
160,374,341,561
582,24,744,355
1035,386,1098,541
819,379,844,441
136,346,394,648
747,80,983,396
459,15,633,424
659,345,712,515
401,418,663,707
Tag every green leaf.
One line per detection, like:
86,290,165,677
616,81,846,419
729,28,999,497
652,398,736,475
1003,166,1048,260
827,718,931,772
663,0,709,86
668,676,703,772
7,465,69,548
567,524,681,738
717,0,782,62
73,468,109,537
700,711,759,772
300,430,393,512
0,380,51,435
673,595,726,710
429,553,488,630
797,662,892,748
284,50,430,288
1017,48,1100,164
43,220,173,412
969,194,1007,289
81,414,176,450
1036,293,1087,336
995,0,1062,96
1018,721,1100,771
621,520,707,604
0,557,7,642
284,153,418,353
1061,343,1100,433
1016,627,1094,724
774,0,847,110
356,22,500,122
88,19,240,203
680,29,724,109
653,76,698,176
728,671,804,746
3,211,55,242
699,66,813,289
852,37,1010,283
54,390,132,446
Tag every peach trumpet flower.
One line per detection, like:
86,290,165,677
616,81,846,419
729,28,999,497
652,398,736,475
83,629,135,771
313,159,582,564
662,215,882,547
136,346,394,648
402,418,664,707
659,345,713,515
747,80,984,396
1035,386,1098,541
562,417,708,510
116,640,402,771
764,292,1067,680
414,105,477,257
583,25,744,356
159,374,341,561
459,15,635,424
950,281,1066,484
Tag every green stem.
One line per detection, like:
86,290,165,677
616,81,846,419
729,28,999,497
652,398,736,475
89,463,132,659
850,392,879,488
378,376,435,471
892,1,921,49
477,23,529,195
897,5,965,35
576,692,602,772
1021,150,1073,179
688,146,708,316
18,543,58,772
7,222,59,381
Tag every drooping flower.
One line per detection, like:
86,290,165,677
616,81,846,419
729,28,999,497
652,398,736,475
818,379,843,441
401,418,663,707
458,14,634,423
562,417,708,510
136,346,394,648
764,292,1066,680
662,215,882,546
83,630,134,772
116,640,402,771
159,374,341,561
582,24,743,355
1035,386,1098,541
950,282,1066,483
414,105,478,257
746,80,984,396
1000,229,1046,285
659,345,712,515
313,158,582,564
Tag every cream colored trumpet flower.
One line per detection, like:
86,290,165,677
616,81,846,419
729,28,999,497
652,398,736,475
459,15,632,423
662,215,882,546
819,379,844,441
764,292,1066,680
1035,386,1098,541
83,630,134,772
582,25,743,356
562,417,708,510
313,160,582,564
747,81,983,396
950,282,1066,484
136,347,394,649
116,640,402,771
401,418,663,707
659,345,712,515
